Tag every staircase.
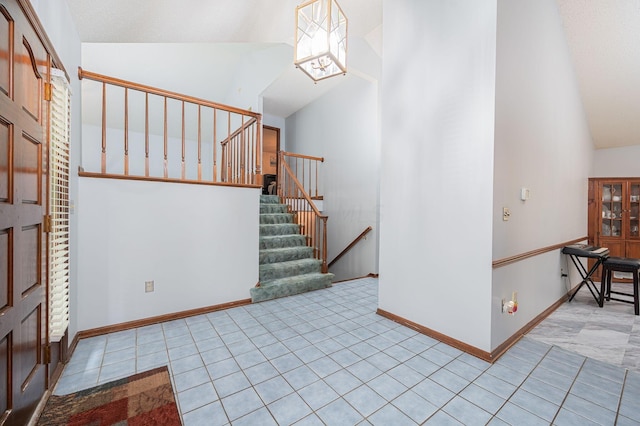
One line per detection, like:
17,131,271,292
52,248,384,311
251,195,334,303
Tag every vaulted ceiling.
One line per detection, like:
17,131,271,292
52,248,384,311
65,0,638,149
557,0,640,149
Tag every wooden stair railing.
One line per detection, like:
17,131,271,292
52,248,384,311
280,151,324,199
328,226,373,268
278,159,328,274
78,67,262,186
221,116,258,185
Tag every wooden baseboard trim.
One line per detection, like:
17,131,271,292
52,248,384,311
68,332,81,358
76,298,252,340
489,292,569,361
377,290,569,363
376,308,493,362
28,390,52,426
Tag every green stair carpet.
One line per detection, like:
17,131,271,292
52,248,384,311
251,195,334,303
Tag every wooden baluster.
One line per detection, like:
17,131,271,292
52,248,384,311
213,108,217,182
237,134,240,183
315,159,319,198
181,101,185,180
232,136,235,183
240,115,245,184
124,87,129,175
249,123,255,185
197,105,202,181
163,97,168,178
313,213,317,259
227,111,231,182
256,116,262,185
145,93,149,177
278,151,282,197
308,208,312,256
321,217,328,273
101,82,106,173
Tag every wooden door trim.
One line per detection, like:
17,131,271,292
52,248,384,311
14,0,66,77
263,125,280,173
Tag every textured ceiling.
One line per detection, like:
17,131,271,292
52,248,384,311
556,0,640,149
65,0,382,44
65,1,639,148
65,0,382,118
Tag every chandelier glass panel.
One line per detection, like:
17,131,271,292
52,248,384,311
295,0,348,82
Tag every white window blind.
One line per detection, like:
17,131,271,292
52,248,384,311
49,68,71,342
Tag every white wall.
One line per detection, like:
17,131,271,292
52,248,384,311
30,0,83,341
223,44,292,112
491,0,593,348
81,43,282,111
286,75,380,281
77,178,258,330
593,145,640,177
379,0,497,352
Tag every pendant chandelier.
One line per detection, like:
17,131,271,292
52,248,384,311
294,0,348,82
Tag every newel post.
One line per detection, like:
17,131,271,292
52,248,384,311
321,217,328,274
255,115,262,187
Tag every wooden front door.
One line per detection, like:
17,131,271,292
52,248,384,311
0,0,49,424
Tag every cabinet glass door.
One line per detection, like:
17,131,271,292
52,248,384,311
631,183,640,238
602,183,623,237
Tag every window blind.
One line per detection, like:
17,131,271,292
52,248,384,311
49,68,71,342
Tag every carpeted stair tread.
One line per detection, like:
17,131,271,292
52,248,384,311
260,213,294,224
260,195,280,204
260,246,314,264
259,258,322,281
259,234,307,249
250,272,334,302
260,204,288,214
260,223,300,236
254,193,333,303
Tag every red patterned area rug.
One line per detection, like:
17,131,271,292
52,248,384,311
37,366,182,425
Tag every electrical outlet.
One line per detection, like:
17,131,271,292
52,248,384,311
503,207,511,221
145,280,154,293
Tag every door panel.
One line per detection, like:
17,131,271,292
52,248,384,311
599,239,624,260
20,224,39,295
0,119,10,202
18,133,40,205
18,38,40,122
0,6,11,97
0,334,8,418
19,306,41,389
0,0,48,424
0,229,9,310
626,241,640,260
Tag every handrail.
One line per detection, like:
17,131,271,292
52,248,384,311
280,151,323,199
328,226,373,268
78,67,262,186
279,159,328,273
79,68,257,116
221,117,258,146
492,236,587,268
281,151,324,162
281,161,325,218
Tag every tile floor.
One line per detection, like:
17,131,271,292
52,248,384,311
527,280,640,373
54,278,640,425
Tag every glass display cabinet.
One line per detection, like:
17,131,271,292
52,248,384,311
588,178,640,280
